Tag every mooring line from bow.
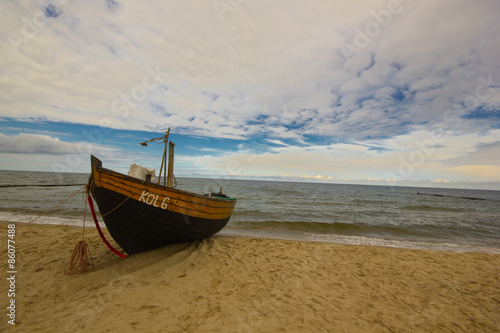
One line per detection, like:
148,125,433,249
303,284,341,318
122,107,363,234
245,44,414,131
87,195,127,259
0,185,87,244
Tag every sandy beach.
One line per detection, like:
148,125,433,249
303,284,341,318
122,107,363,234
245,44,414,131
1,222,499,332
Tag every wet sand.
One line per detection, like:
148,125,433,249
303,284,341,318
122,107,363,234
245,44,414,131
1,222,499,332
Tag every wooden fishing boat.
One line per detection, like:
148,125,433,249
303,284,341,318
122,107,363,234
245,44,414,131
87,129,236,254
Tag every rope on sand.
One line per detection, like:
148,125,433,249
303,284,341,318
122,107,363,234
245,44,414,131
65,240,95,275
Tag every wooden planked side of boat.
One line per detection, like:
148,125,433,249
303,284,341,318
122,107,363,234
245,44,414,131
88,155,236,254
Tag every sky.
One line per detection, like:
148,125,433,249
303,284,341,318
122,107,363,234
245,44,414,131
1,0,499,190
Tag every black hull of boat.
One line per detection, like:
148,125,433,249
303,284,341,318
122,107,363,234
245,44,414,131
92,185,230,254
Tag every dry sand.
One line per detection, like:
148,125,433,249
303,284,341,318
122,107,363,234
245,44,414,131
1,222,499,332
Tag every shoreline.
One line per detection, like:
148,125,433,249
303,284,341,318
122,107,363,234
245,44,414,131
3,220,500,255
1,223,499,332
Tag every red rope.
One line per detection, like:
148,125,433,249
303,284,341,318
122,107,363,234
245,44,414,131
87,196,127,259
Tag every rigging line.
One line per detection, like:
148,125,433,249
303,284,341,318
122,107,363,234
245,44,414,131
0,184,87,188
100,180,146,218
81,192,88,240
16,185,87,231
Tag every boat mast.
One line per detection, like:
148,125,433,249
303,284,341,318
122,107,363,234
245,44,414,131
167,141,175,187
158,128,170,186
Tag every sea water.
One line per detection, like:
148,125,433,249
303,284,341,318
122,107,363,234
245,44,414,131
0,170,499,253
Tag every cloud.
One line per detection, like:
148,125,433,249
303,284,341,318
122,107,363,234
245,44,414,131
2,0,498,143
439,165,500,182
0,133,75,154
1,1,499,187
300,174,333,181
433,179,453,184
0,132,124,172
177,127,500,185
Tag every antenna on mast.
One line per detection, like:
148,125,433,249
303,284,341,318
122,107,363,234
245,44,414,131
138,127,172,187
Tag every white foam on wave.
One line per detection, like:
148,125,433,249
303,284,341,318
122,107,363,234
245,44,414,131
218,228,500,254
0,212,95,227
302,233,500,254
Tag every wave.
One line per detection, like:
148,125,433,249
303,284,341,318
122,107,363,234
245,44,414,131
416,192,487,201
402,205,466,212
300,234,500,254
0,206,86,218
232,220,425,237
230,220,500,247
351,199,388,205
222,222,500,253
0,211,90,226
